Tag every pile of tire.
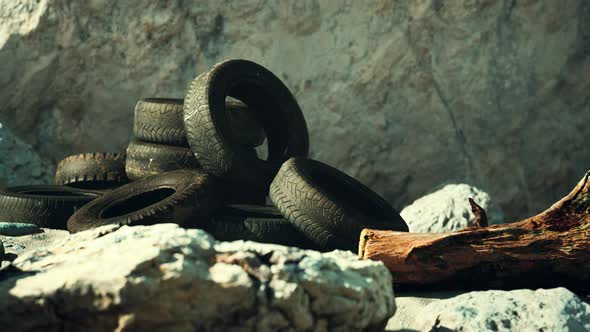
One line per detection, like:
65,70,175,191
0,59,408,252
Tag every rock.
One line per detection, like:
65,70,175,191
0,228,67,259
0,122,54,187
0,224,395,331
0,222,41,236
1,1,588,221
416,288,590,332
385,290,463,331
400,183,503,233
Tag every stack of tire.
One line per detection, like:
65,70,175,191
0,59,409,252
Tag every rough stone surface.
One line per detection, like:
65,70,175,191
0,224,395,331
0,222,41,236
0,122,54,187
400,183,503,233
416,288,590,332
0,228,68,270
1,0,589,221
385,290,462,331
0,228,67,258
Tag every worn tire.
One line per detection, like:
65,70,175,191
270,158,409,251
0,185,102,229
133,98,187,146
219,179,267,205
55,152,128,190
205,205,318,249
134,98,266,147
183,59,309,192
125,140,200,180
67,170,221,233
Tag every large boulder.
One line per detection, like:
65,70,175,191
1,0,589,220
416,288,590,332
400,183,504,233
0,224,395,331
0,122,54,187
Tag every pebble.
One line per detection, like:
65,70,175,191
0,222,41,236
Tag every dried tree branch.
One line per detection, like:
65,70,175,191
359,171,590,291
468,197,488,228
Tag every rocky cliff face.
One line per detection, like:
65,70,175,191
0,122,53,187
1,0,588,220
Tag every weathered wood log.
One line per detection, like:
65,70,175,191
359,171,590,291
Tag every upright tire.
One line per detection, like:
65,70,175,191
270,158,408,251
55,152,128,190
125,140,200,180
183,59,309,192
205,205,318,249
0,185,102,229
67,170,221,233
134,98,266,147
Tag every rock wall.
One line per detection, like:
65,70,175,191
0,122,53,187
0,0,589,220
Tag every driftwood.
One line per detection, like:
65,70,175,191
359,171,590,291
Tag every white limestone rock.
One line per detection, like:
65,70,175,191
400,183,503,233
0,224,395,331
417,288,590,332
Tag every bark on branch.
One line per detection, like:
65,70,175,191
359,171,590,291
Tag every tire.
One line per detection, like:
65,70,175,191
134,98,266,147
133,98,187,146
183,59,309,192
205,205,318,249
67,169,221,233
0,185,103,229
219,179,267,205
125,140,200,180
55,152,128,190
269,158,408,251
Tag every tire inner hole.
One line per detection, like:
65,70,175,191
226,81,289,161
20,190,89,197
67,181,124,190
101,187,176,218
225,96,269,160
305,163,387,220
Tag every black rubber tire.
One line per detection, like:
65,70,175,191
269,158,409,251
0,185,103,229
125,140,200,180
133,98,187,146
219,179,267,205
183,59,309,192
134,98,266,147
67,169,221,233
55,152,128,190
205,205,319,249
